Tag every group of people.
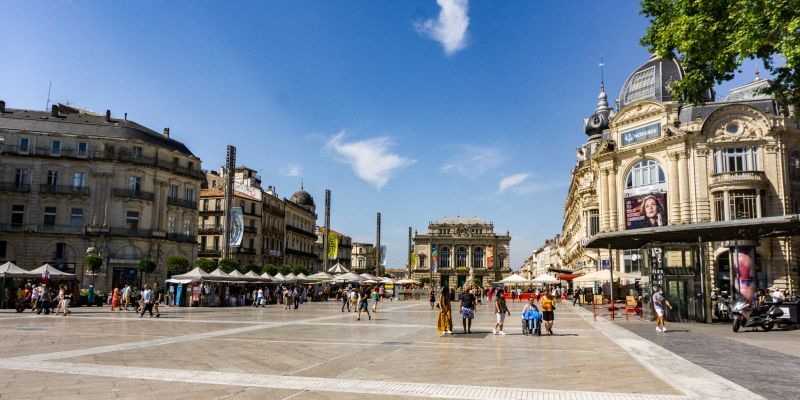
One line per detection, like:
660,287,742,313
109,283,163,318
15,282,72,316
435,287,557,336
339,287,382,320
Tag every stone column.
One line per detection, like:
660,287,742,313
668,153,681,223
679,151,691,223
599,169,609,231
608,166,618,231
723,191,731,221
102,173,111,227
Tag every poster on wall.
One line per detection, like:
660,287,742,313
228,207,243,246
625,192,668,230
409,251,417,270
620,122,661,147
431,245,438,273
733,246,756,303
486,244,494,270
327,232,339,260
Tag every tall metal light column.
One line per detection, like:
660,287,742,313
376,212,381,276
223,145,236,259
322,190,331,272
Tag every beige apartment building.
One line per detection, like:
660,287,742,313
316,227,352,270
262,186,285,267
0,102,202,291
351,242,376,274
551,54,800,322
284,188,319,271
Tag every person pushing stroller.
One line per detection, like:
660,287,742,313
522,297,542,336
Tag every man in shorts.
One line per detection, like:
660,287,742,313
356,287,371,321
460,288,476,334
652,286,672,332
493,289,511,335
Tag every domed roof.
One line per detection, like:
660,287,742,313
618,54,712,109
290,189,315,210
584,83,613,138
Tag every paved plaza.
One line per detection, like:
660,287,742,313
0,299,770,400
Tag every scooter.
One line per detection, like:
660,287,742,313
713,292,732,322
731,299,783,332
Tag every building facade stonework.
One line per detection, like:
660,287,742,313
412,217,511,288
0,102,202,291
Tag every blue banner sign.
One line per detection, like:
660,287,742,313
621,122,661,147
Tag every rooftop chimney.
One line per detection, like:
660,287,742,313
0,100,5,113
163,127,170,138
51,105,59,117
105,109,111,122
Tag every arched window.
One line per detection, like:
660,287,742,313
439,247,451,268
418,254,426,268
625,159,665,189
472,247,484,268
456,247,467,267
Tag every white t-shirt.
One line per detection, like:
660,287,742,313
772,290,784,302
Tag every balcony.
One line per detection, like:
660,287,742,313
112,188,155,201
243,226,257,234
39,184,90,196
199,209,223,215
198,249,221,257
37,224,84,234
0,182,30,193
198,224,223,234
709,171,767,189
237,248,256,255
167,196,198,210
108,227,154,237
0,223,36,233
166,232,196,243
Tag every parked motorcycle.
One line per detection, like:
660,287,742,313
731,299,784,332
713,291,732,322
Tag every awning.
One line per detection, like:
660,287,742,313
556,273,583,281
584,214,800,249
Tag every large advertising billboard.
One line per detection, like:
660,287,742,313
486,244,494,270
327,232,339,260
228,207,243,246
625,192,668,230
621,122,661,147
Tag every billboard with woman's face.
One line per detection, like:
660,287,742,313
625,192,668,229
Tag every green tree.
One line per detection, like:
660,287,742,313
84,254,103,284
195,258,217,273
137,258,157,286
262,264,278,276
641,0,800,107
291,265,309,276
277,265,292,275
244,264,259,273
165,255,189,275
219,258,240,273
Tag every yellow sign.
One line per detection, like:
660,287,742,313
327,232,339,260
409,251,417,270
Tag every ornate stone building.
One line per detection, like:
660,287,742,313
316,227,352,270
351,242,376,273
411,217,511,288
284,187,319,271
0,102,202,291
556,54,800,322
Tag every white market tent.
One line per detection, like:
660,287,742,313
395,278,421,285
245,271,270,282
380,277,395,284
273,273,286,282
573,269,637,284
309,271,335,281
0,261,40,279
335,272,364,283
29,263,76,280
328,263,350,274
170,267,212,282
261,272,275,281
532,273,559,284
295,273,309,282
362,279,379,284
359,273,379,281
498,274,530,285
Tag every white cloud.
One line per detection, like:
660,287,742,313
280,163,302,177
498,173,531,193
414,0,470,56
326,131,416,189
439,145,501,177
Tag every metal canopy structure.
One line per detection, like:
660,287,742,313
584,214,800,249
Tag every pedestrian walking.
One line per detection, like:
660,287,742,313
140,284,154,318
459,288,476,334
122,284,132,310
429,288,436,309
293,287,300,309
349,288,358,312
356,287,371,321
487,287,493,303
493,289,511,335
652,286,672,332
153,283,162,317
371,288,379,312
541,292,556,335
573,287,583,306
111,287,121,311
516,287,523,303
437,287,453,335
283,287,291,310
341,288,350,312
510,288,516,304
36,285,51,315
255,288,265,308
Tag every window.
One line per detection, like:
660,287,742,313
213,236,220,250
585,209,600,236
132,146,142,159
623,250,642,273
126,211,140,231
15,168,27,188
419,254,426,268
625,160,665,189
713,147,759,173
55,243,66,259
793,190,800,214
214,215,221,226
188,161,194,171
203,199,209,211
0,241,6,259
473,247,484,268
172,157,179,167
51,140,61,156
623,66,656,104
791,153,800,178
250,203,255,215
168,216,176,234
249,238,254,251
19,137,29,153
185,188,194,202
713,192,725,221
456,247,467,267
729,190,758,219
11,205,24,224
70,208,83,228
215,199,221,210
439,247,451,268
170,184,179,199
77,142,88,157
128,176,142,192
240,200,245,208
211,180,217,188
43,207,57,226
73,172,87,189
200,236,207,250
46,170,59,187
183,219,192,235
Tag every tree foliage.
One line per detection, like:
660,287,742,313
641,0,800,107
218,258,240,273
84,254,104,273
290,265,309,276
262,264,279,276
137,258,157,274
165,256,189,274
277,265,293,275
195,258,218,273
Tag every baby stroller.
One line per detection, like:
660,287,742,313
522,306,542,336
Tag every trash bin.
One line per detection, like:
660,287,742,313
776,300,799,324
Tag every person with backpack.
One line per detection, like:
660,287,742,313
493,289,511,335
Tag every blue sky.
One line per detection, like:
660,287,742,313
0,1,762,269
